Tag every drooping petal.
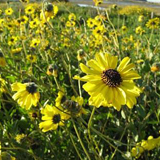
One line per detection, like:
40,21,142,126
39,120,54,132
25,94,32,110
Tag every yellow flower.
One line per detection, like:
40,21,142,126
8,36,18,46
93,0,103,6
151,64,160,72
66,21,76,27
131,136,160,158
46,64,58,77
5,8,14,15
26,54,37,63
5,22,14,30
0,19,4,25
146,17,159,29
11,82,40,110
138,15,144,22
135,26,145,35
77,49,86,61
92,25,105,38
30,38,40,48
29,18,39,29
25,5,35,15
40,4,58,21
68,13,76,21
39,104,70,132
55,89,66,108
74,53,141,111
15,134,26,143
121,25,127,32
11,48,22,55
87,18,95,28
18,16,29,25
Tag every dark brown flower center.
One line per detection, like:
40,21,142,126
101,69,122,87
52,114,61,124
32,112,38,118
26,82,37,94
45,4,53,12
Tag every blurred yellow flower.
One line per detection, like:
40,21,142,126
131,136,160,158
46,64,58,77
15,134,26,143
135,26,145,35
11,48,22,55
30,38,40,48
25,5,35,15
121,25,127,32
66,21,76,27
68,13,76,21
87,18,95,28
138,15,144,22
29,18,39,29
5,8,14,15
93,0,103,6
146,17,159,29
26,54,37,63
8,36,18,46
40,4,58,21
151,64,160,72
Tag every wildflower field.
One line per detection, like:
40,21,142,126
0,0,160,159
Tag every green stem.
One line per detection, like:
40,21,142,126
69,132,84,160
72,118,91,160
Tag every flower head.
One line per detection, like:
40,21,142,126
26,54,37,63
93,0,103,6
25,5,35,15
5,8,14,15
39,104,70,132
11,82,40,110
74,53,141,111
146,17,159,29
40,4,58,21
46,64,58,77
